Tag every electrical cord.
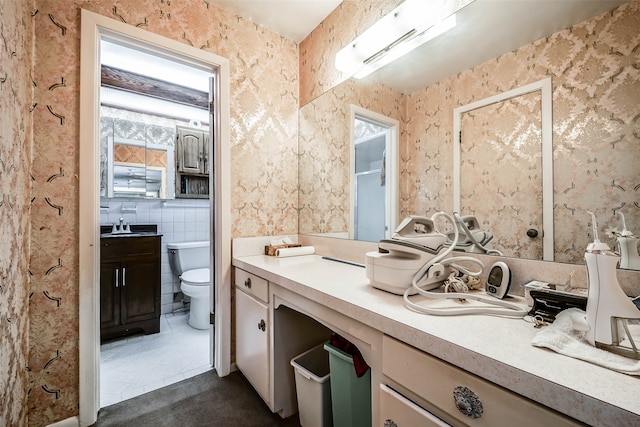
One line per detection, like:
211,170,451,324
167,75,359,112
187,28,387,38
403,211,529,317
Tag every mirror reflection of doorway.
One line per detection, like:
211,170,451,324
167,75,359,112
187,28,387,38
453,78,553,261
352,112,396,242
459,91,543,260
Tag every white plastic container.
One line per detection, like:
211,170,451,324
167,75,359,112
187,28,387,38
290,343,333,427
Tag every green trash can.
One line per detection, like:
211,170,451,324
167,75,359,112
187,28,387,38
324,342,371,427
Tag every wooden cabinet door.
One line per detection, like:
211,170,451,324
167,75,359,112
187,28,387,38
202,134,210,175
120,259,160,325
235,289,270,403
100,261,121,330
177,127,205,174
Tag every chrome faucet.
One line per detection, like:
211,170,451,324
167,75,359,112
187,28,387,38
110,217,131,234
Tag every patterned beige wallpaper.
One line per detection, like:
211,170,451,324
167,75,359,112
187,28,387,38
405,1,640,264
0,2,34,426
29,0,298,424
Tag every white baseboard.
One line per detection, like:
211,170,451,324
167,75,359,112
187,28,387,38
47,416,79,427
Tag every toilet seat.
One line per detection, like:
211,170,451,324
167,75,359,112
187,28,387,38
181,268,210,286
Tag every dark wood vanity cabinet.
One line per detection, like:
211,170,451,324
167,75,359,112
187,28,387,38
100,235,161,341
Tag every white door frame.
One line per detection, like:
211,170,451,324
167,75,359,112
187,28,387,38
349,105,400,239
453,77,553,261
79,10,231,426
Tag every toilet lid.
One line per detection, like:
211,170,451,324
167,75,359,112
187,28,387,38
181,268,210,285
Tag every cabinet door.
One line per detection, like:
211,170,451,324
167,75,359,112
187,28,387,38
100,261,121,330
177,127,205,174
235,289,270,403
120,259,160,325
202,134,210,175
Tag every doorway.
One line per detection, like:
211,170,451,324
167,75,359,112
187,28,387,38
79,10,231,426
98,38,214,407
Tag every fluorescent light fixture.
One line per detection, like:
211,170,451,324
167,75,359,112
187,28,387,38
354,14,456,79
336,0,457,79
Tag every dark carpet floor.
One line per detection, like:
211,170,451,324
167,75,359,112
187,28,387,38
93,370,301,427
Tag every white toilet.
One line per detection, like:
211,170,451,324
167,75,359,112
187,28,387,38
167,241,211,330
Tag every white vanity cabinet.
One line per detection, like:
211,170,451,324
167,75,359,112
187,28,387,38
380,335,581,427
234,266,341,419
235,269,270,404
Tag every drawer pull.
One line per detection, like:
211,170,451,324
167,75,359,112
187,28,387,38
384,420,398,427
453,386,483,419
258,319,266,331
244,278,252,288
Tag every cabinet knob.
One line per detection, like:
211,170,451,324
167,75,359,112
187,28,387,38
453,386,483,419
527,228,539,238
258,319,266,331
244,278,252,288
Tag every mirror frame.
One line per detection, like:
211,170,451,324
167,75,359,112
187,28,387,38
453,77,554,260
106,136,176,199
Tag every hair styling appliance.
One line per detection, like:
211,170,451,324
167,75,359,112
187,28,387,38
365,214,484,295
571,212,640,359
445,213,503,255
402,212,528,317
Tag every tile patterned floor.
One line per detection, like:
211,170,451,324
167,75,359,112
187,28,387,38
100,311,211,408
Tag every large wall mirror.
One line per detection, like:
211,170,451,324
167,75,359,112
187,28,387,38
298,0,639,270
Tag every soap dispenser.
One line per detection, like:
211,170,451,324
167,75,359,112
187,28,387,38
572,211,640,359
616,212,640,270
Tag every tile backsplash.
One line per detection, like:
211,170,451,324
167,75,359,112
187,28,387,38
100,198,210,314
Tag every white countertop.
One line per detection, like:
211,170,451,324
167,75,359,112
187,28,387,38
233,254,640,426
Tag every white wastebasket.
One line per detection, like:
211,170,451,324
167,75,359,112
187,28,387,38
290,343,333,427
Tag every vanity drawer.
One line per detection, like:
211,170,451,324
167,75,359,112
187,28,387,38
382,336,581,427
235,268,268,303
100,236,159,260
380,384,451,427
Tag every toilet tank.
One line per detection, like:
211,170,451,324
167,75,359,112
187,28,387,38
167,241,210,276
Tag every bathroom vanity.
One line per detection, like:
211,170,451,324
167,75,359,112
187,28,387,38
232,246,640,426
234,268,332,415
100,226,162,341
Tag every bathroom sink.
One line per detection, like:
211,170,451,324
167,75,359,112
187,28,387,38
100,224,160,238
100,232,155,238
